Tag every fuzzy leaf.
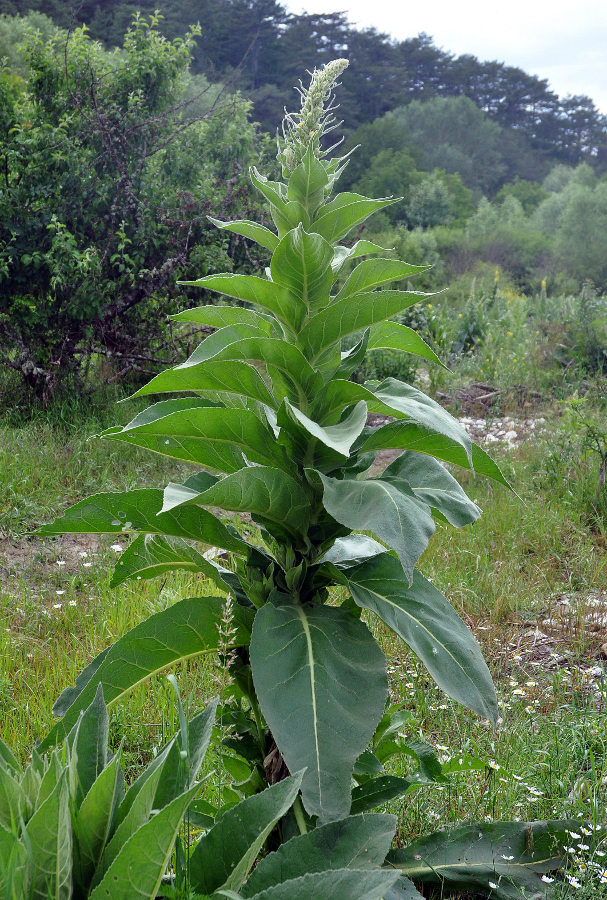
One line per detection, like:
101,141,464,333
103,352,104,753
336,258,427,301
270,225,334,319
130,359,277,407
40,597,252,750
88,785,198,900
26,773,72,900
180,273,298,327
312,192,397,242
36,489,248,555
318,473,435,583
242,813,396,896
341,555,498,721
381,452,481,527
109,534,231,588
367,321,445,368
188,773,304,895
388,820,578,899
250,601,387,822
245,868,400,900
171,304,274,332
207,216,279,251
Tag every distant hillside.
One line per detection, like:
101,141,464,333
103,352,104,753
3,0,606,176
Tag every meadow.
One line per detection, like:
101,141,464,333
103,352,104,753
2,278,606,897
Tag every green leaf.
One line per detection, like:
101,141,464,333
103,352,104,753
245,868,400,900
381,452,481,527
39,597,253,750
0,766,25,830
278,398,368,462
270,225,334,319
336,258,428,302
242,813,396,896
312,192,397,242
130,359,277,408
68,683,109,805
188,772,304,895
74,752,124,887
93,765,163,887
299,290,426,361
109,534,231,589
101,405,288,473
0,822,30,898
318,473,435,583
171,303,274,332
367,321,445,368
26,773,72,900
287,140,329,215
363,378,472,459
383,876,425,900
250,601,387,822
0,738,20,776
388,820,578,900
341,556,498,722
207,216,279,251
177,323,269,367
163,466,310,543
88,785,198,900
331,240,393,273
179,273,298,328
36,489,248,555
350,776,413,815
317,534,386,569
250,167,308,236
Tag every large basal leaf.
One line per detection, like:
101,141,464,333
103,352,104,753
242,813,396,897
188,772,304,895
39,597,253,750
340,555,498,722
317,473,435,583
381,452,481,527
311,192,397,242
171,303,274,333
130,359,278,408
207,215,279,251
36,489,248,555
270,224,334,320
244,867,400,900
109,533,231,589
163,466,311,543
179,273,299,328
388,820,578,900
249,601,387,823
26,772,72,900
299,290,426,361
101,405,288,473
367,321,445,368
335,258,428,302
88,785,198,900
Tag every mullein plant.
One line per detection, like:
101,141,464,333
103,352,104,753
36,61,576,898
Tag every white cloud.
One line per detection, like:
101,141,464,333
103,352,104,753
283,0,607,112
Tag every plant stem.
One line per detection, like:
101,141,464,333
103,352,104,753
293,796,308,835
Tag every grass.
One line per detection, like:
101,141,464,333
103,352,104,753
1,297,607,896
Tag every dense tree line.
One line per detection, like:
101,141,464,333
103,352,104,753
3,0,606,173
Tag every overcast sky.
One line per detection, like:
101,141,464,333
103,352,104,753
282,0,607,115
